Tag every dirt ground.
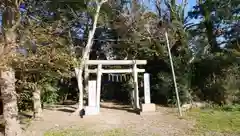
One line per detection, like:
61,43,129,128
23,102,195,136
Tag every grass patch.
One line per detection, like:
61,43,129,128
101,129,127,136
188,106,240,135
44,128,90,136
44,128,127,136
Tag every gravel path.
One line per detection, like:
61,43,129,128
24,102,195,136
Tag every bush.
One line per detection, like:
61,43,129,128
191,55,240,105
18,88,33,112
41,82,60,104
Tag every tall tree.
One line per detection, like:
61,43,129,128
0,0,23,135
72,0,108,114
12,0,76,119
186,0,240,104
188,0,240,53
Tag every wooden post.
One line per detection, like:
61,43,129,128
133,62,140,109
96,64,102,112
165,32,182,117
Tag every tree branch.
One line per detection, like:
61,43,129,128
11,16,21,31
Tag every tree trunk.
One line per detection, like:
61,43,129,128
170,0,177,22
0,69,22,136
1,1,22,135
72,0,108,115
73,68,83,115
84,63,89,101
0,91,3,115
33,86,42,119
204,21,219,53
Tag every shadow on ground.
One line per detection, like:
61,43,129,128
43,105,77,113
100,102,139,114
57,108,75,113
19,112,33,119
40,101,139,115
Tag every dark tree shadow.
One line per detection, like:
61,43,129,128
100,104,139,114
43,105,77,111
18,112,33,129
19,112,33,119
0,115,4,135
57,108,75,113
61,100,78,105
43,104,78,115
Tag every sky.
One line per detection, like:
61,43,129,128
0,0,197,29
185,0,196,12
144,0,196,16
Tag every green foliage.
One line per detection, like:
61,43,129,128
41,82,59,104
9,0,240,113
219,104,240,112
188,108,240,135
11,1,78,111
191,54,240,104
17,88,33,112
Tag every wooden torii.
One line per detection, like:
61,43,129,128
84,60,147,112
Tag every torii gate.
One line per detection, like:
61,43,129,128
81,60,155,115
